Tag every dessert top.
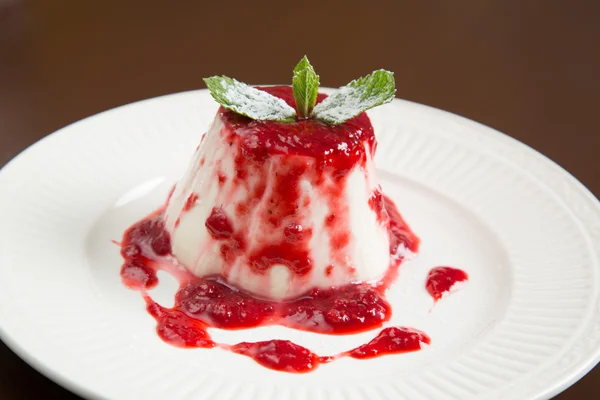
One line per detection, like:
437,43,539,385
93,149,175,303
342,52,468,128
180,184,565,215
205,56,395,125
219,86,376,173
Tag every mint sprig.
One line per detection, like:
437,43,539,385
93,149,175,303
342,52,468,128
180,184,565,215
203,58,396,125
204,76,295,122
313,70,396,125
292,56,319,119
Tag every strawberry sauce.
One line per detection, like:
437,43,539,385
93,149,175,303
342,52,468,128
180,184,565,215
222,86,376,174
142,292,430,373
231,340,328,373
119,87,430,373
120,194,427,372
121,195,416,333
425,266,469,302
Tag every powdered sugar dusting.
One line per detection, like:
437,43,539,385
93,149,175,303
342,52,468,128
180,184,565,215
313,69,395,124
313,86,366,123
205,76,296,122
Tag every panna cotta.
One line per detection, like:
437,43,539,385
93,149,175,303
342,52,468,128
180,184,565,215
119,59,434,372
164,87,397,300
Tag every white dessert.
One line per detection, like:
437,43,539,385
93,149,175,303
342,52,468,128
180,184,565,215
164,88,392,300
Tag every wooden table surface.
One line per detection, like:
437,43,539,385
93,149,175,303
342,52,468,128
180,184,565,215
1,1,598,398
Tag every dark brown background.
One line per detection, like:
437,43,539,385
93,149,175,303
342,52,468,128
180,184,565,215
0,0,598,398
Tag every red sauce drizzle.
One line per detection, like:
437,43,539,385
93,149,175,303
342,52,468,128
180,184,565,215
325,264,334,276
142,292,429,373
346,327,430,359
205,207,234,239
145,296,215,349
217,173,227,186
231,340,327,373
121,217,400,335
176,278,277,329
279,284,391,334
119,201,424,372
183,193,199,212
425,266,469,302
119,213,170,290
222,86,375,174
118,87,429,373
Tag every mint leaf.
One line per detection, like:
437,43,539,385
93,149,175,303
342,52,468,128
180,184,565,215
204,76,296,122
313,69,396,125
292,56,319,119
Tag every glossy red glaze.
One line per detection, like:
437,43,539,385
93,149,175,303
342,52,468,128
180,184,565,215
280,284,391,334
228,326,430,373
384,195,419,255
118,87,428,372
120,201,425,372
176,278,277,329
120,206,403,333
426,266,469,301
205,207,234,240
221,86,376,174
119,203,417,370
119,213,171,289
347,327,430,359
145,296,215,349
231,340,324,373
183,193,199,212
170,276,390,334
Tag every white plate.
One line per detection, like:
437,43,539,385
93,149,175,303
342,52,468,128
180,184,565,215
1,90,599,400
